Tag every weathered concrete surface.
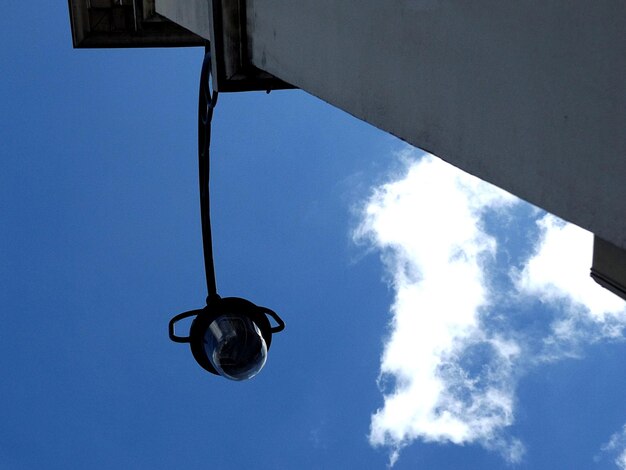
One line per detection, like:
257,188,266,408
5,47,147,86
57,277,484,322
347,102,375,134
246,0,626,250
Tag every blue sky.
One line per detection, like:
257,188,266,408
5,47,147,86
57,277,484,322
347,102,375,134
2,3,626,470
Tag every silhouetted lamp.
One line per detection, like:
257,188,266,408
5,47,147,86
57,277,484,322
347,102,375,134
168,48,285,380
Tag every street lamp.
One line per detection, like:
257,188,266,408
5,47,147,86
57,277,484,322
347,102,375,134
168,48,285,380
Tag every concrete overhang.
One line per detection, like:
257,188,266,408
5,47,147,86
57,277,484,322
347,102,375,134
68,0,204,48
592,237,626,302
68,0,293,91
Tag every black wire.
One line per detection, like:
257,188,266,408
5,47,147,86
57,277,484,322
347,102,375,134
198,47,219,300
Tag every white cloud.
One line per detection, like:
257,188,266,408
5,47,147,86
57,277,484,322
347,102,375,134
355,151,522,464
514,214,626,358
516,214,626,322
355,149,626,466
600,425,626,470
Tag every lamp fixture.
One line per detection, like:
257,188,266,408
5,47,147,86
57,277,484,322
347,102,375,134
168,47,285,380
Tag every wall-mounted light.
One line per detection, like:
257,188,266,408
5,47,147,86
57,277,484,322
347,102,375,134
168,47,285,380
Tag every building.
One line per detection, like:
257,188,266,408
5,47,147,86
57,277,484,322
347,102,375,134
68,0,626,300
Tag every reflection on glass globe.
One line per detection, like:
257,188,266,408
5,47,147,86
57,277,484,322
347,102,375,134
203,314,268,381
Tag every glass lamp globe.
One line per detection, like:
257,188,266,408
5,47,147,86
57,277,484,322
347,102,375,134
203,314,268,381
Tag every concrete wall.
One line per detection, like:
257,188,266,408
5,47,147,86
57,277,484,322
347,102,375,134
246,0,626,250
